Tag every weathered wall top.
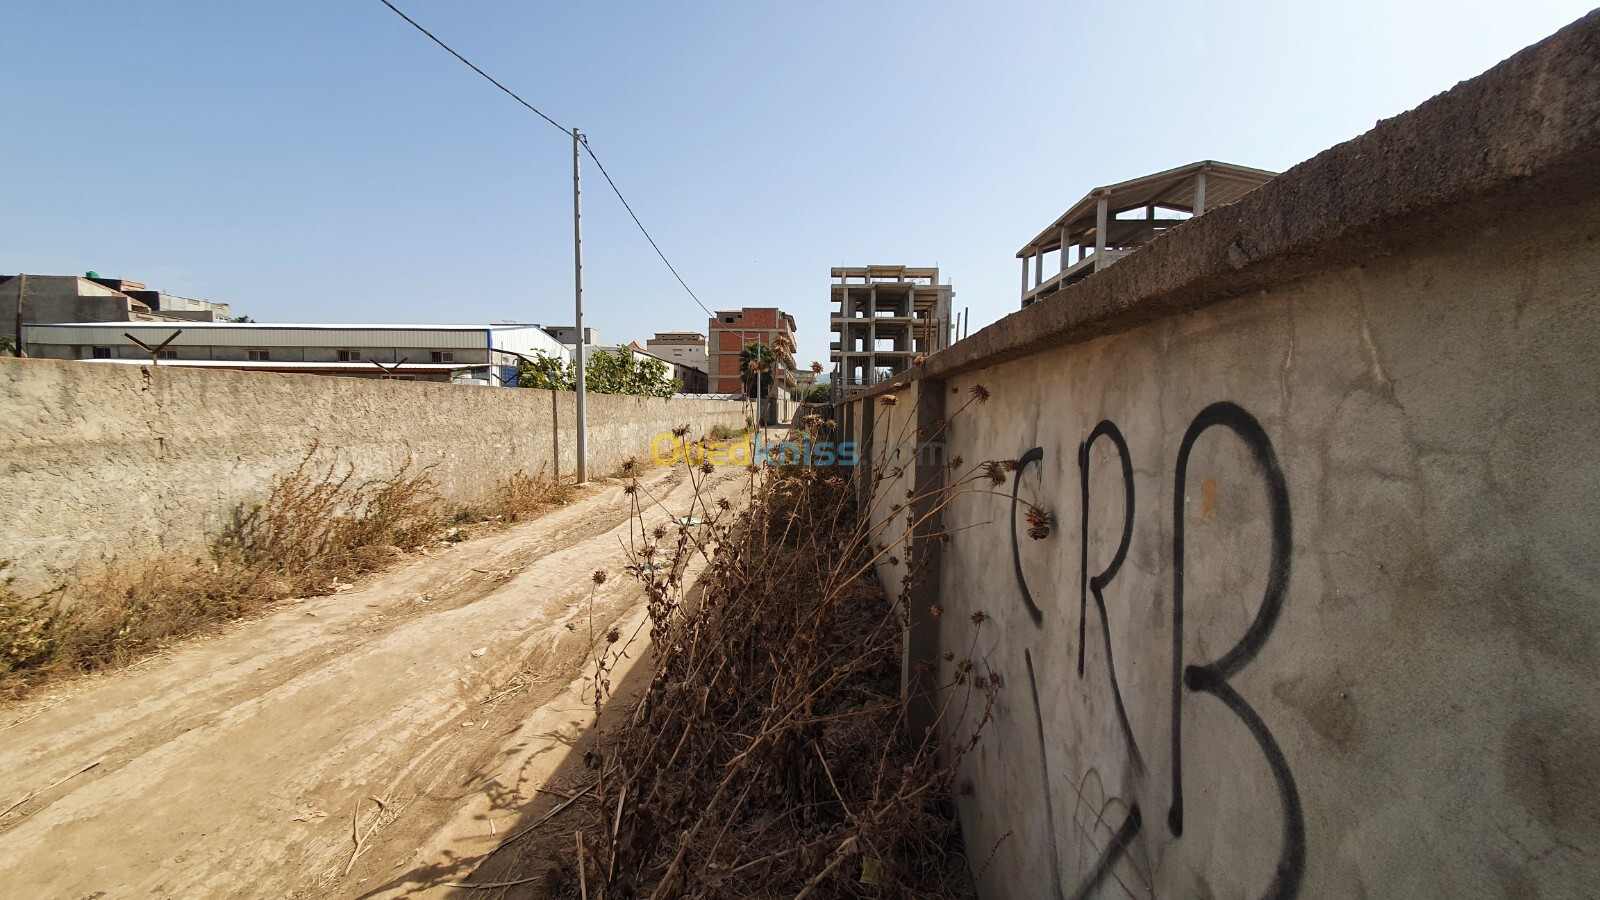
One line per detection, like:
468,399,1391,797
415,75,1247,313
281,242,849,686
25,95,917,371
870,10,1600,395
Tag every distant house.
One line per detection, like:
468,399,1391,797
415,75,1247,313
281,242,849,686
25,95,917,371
1016,160,1276,308
541,325,601,351
626,340,708,393
21,321,569,386
1,274,234,347
646,331,708,373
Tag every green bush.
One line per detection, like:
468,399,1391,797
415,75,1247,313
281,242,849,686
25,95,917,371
517,350,681,398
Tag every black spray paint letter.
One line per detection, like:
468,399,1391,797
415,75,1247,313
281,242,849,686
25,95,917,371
1010,446,1046,627
1078,421,1143,775
1168,401,1304,900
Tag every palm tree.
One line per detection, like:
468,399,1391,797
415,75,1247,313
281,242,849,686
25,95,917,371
739,341,775,398
765,332,796,395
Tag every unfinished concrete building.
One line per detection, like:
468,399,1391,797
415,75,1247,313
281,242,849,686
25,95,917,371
830,266,953,397
1017,160,1276,308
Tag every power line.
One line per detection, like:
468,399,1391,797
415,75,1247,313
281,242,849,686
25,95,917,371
580,136,714,318
374,0,567,135
373,0,715,320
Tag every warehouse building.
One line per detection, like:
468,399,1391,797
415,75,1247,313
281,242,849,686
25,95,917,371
20,321,570,386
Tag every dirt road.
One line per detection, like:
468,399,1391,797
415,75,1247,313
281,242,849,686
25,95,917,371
0,465,748,898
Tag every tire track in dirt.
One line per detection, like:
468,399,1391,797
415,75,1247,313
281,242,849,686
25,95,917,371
0,464,745,898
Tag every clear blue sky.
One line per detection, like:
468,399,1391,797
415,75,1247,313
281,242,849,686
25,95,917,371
3,1,1593,368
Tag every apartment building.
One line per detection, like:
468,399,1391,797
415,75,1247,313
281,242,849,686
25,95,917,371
707,307,797,396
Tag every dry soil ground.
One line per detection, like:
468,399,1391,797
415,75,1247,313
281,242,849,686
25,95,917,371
0,464,751,898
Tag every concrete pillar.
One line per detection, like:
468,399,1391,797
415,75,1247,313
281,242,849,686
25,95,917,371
904,379,947,740
869,286,877,382
1094,194,1109,268
836,284,848,376
1061,225,1070,273
856,392,875,521
1195,170,1207,215
1020,256,1029,301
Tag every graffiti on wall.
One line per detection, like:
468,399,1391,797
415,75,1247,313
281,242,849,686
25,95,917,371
1004,401,1304,900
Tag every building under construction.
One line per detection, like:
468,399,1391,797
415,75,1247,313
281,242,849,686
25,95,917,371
1016,160,1276,308
829,265,954,397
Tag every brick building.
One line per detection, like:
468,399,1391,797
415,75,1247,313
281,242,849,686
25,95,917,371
707,307,796,396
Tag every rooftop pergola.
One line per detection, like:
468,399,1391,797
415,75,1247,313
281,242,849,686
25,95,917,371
1018,160,1277,307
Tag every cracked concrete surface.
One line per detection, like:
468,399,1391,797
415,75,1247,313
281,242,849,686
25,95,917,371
839,99,1600,900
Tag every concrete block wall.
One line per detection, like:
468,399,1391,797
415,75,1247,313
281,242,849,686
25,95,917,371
842,14,1600,898
0,360,745,593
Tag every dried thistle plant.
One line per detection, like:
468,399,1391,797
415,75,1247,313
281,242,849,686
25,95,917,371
1026,504,1052,540
568,411,997,898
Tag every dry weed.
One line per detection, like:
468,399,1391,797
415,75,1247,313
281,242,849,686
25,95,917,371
0,450,568,699
563,402,1016,898
493,470,575,523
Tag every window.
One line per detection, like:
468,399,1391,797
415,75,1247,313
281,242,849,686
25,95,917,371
430,351,454,363
722,316,735,324
157,350,178,359
338,349,361,362
247,349,269,361
92,346,112,359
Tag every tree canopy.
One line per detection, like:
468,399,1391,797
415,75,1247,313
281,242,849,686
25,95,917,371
516,349,681,398
738,341,777,399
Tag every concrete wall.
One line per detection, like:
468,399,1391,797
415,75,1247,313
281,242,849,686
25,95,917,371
843,14,1600,899
0,359,744,593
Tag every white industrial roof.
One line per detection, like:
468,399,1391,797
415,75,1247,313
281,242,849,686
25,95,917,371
24,322,571,353
79,358,472,372
29,322,547,330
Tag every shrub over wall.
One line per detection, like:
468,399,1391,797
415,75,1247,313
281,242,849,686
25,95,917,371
0,449,569,698
516,350,681,397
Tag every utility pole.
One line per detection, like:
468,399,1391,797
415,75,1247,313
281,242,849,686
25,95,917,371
739,327,750,424
12,273,27,357
572,127,588,484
